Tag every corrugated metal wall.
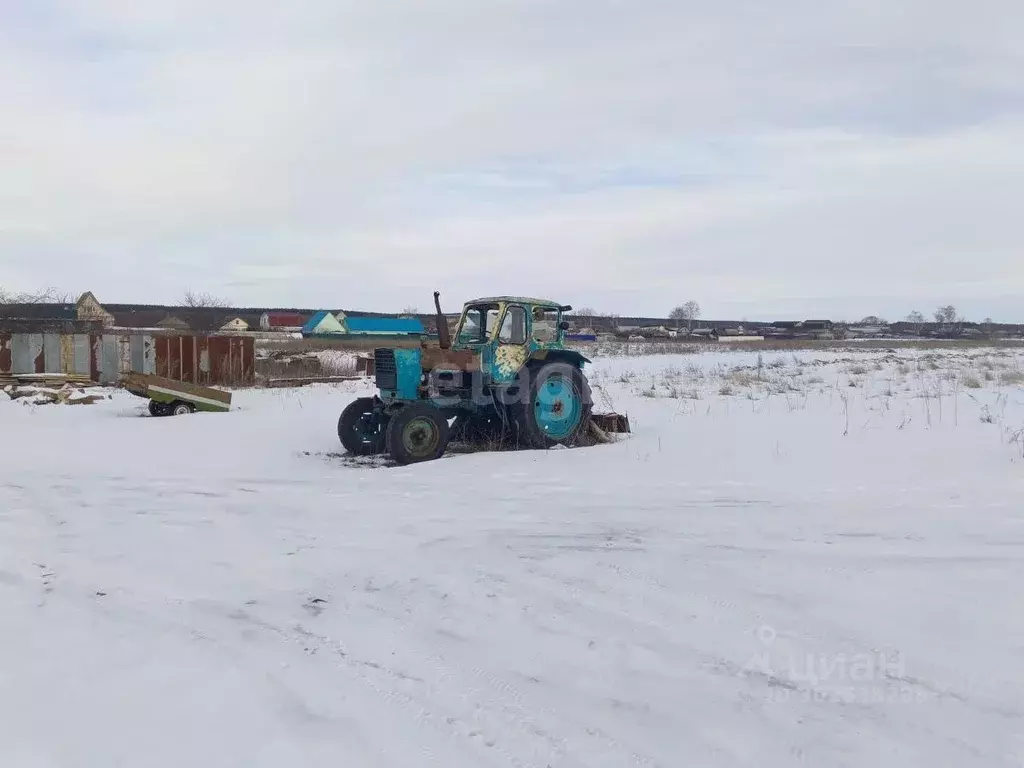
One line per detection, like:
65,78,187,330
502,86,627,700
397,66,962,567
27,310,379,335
0,332,254,386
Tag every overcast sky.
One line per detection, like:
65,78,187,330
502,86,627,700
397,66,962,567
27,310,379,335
2,1,1023,320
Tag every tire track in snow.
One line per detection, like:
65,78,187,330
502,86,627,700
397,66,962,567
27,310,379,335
200,603,548,768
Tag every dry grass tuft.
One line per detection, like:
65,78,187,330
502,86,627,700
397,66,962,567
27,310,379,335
730,371,758,387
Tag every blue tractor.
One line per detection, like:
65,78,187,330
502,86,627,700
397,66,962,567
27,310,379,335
338,293,595,464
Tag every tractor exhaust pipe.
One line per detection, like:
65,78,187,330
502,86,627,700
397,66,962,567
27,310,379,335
434,291,452,349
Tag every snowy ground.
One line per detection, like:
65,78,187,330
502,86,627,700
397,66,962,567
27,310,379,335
2,346,1023,767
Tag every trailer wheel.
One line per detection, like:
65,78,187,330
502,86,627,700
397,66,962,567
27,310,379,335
514,361,592,449
386,403,450,465
148,400,165,417
171,401,195,416
338,397,388,455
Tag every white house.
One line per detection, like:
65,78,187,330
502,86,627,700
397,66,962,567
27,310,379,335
219,317,250,332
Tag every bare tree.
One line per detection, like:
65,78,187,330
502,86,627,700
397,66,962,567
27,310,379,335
934,305,961,324
669,300,701,330
933,304,965,337
574,307,597,316
905,310,925,333
183,290,230,308
858,315,887,325
0,286,73,304
400,306,419,315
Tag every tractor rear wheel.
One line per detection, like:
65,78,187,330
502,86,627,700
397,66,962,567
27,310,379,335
386,403,450,465
514,361,592,449
338,397,388,455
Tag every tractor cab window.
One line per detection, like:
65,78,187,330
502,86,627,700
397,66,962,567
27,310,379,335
532,307,559,342
499,306,527,344
457,304,501,344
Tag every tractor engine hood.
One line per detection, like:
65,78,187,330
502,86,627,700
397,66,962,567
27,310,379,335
374,346,481,401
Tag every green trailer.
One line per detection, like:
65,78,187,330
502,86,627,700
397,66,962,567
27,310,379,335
123,372,232,416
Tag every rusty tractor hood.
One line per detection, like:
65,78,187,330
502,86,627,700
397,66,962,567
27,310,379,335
421,346,480,371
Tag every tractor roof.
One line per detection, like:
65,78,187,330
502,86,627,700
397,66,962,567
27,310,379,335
465,296,562,308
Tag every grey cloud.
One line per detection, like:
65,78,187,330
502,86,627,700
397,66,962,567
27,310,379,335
1,0,1022,317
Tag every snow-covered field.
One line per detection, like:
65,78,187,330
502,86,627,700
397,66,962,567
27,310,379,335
2,346,1023,767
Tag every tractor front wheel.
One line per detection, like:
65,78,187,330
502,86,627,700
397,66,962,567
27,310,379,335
338,397,388,455
514,362,592,449
386,403,450,465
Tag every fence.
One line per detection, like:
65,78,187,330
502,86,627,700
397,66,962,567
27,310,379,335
0,332,255,386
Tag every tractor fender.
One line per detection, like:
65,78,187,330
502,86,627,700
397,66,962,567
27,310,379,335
528,348,591,369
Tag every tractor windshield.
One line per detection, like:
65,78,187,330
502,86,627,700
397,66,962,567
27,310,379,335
457,304,500,344
531,306,560,343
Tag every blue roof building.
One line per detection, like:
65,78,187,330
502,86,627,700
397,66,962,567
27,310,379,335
301,310,345,337
343,316,424,335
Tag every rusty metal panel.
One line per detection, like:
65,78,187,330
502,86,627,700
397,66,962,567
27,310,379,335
168,335,183,380
207,336,228,383
90,334,100,382
34,335,45,373
0,333,11,374
99,334,120,384
72,335,91,376
197,337,210,384
154,336,168,378
43,332,61,373
181,335,196,382
201,335,256,385
243,336,255,382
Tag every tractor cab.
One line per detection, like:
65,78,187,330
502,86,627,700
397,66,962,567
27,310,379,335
454,295,567,343
453,298,569,349
451,297,572,384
